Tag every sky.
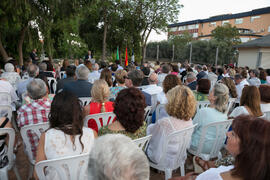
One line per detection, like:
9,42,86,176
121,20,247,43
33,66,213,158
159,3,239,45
148,0,270,42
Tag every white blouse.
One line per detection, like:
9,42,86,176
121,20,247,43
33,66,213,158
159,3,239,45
229,106,249,118
196,165,234,180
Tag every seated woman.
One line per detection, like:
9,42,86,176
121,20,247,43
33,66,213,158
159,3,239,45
193,79,210,101
100,68,113,87
221,77,237,98
98,87,146,140
35,91,96,179
191,83,229,154
0,117,12,168
195,115,270,180
146,85,196,166
110,69,127,100
230,86,263,118
259,85,270,113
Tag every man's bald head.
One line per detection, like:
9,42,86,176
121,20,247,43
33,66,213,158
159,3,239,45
148,72,158,85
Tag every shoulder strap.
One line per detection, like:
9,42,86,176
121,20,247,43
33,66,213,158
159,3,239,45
0,118,9,128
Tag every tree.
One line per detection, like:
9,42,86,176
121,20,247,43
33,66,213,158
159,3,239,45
212,24,241,45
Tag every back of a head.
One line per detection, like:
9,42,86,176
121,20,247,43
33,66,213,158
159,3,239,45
222,77,237,98
27,64,39,78
141,66,150,76
91,79,110,110
250,69,259,77
114,87,146,133
161,64,170,74
128,70,144,87
4,63,14,72
259,85,270,103
49,91,83,135
213,83,229,113
162,74,182,93
111,63,118,72
196,65,203,71
231,115,270,180
100,68,112,87
66,65,76,77
39,62,47,72
166,85,196,120
76,65,90,80
88,134,149,180
115,69,127,84
148,72,158,84
197,79,211,94
240,86,262,117
93,63,99,71
186,72,196,80
27,78,47,100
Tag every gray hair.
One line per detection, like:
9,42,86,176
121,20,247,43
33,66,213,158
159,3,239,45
88,134,149,180
213,83,229,113
92,63,99,71
250,69,259,77
186,72,196,79
27,64,39,77
39,62,47,71
4,63,14,72
75,64,90,80
27,79,47,100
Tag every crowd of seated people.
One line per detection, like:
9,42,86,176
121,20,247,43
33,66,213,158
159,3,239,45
1,58,270,180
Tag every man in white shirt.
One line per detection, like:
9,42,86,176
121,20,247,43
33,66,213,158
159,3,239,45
158,64,170,87
143,73,163,96
248,69,261,87
88,63,100,83
0,79,19,111
235,74,249,103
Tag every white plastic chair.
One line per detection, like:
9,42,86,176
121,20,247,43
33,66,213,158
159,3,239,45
149,124,197,180
35,153,89,180
196,101,211,110
84,112,116,131
226,98,236,114
47,77,57,94
59,71,66,79
0,105,12,120
133,135,152,151
0,92,11,105
264,111,270,121
188,120,232,161
20,123,50,179
155,104,166,121
144,106,152,124
0,128,21,180
79,97,92,106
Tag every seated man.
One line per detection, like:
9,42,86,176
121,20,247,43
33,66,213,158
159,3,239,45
17,79,51,159
125,69,151,106
88,63,100,83
56,65,76,93
38,62,54,78
64,64,93,97
186,72,197,91
88,134,149,180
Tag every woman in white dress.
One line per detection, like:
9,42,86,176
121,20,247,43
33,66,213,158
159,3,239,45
35,91,97,179
146,85,196,168
230,86,263,118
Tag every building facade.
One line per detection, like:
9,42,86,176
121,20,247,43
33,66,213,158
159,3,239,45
168,7,270,42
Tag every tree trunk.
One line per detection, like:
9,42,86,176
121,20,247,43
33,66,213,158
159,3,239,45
102,13,108,61
0,33,9,62
18,24,28,66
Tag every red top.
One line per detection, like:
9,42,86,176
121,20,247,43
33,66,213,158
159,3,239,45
89,102,114,115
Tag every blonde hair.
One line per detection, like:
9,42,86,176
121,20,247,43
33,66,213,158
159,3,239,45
115,69,127,84
166,85,197,120
91,79,110,112
213,83,229,113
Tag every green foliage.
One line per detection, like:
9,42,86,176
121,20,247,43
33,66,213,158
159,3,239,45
212,24,241,45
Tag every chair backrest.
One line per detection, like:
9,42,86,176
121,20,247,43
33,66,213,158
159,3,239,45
226,98,236,114
20,123,50,164
46,71,56,78
192,120,232,160
0,92,11,105
59,71,66,79
35,153,89,180
0,128,15,169
264,111,270,121
0,105,12,120
155,104,166,121
79,97,92,106
133,135,152,150
84,112,116,132
144,106,152,124
196,101,211,110
158,124,197,169
47,77,57,94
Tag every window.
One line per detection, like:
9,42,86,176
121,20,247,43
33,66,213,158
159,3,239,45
179,26,186,31
268,26,270,32
235,18,243,24
170,27,178,32
193,33,198,38
209,22,216,27
195,24,199,29
222,20,229,25
251,16,261,22
188,24,197,30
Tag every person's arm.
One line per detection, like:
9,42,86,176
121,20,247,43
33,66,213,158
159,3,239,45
34,133,47,180
93,130,98,138
83,104,90,118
